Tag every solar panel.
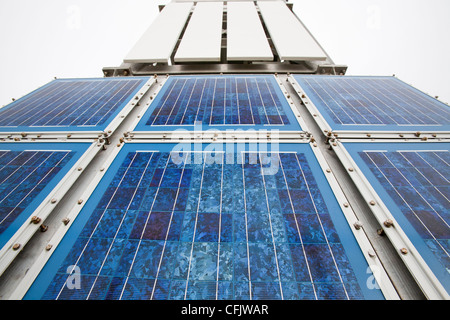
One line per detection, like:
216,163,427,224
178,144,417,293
343,142,450,294
25,143,384,300
291,75,450,136
0,77,150,134
133,75,303,132
0,142,92,251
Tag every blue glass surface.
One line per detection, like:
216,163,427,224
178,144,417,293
344,142,450,294
26,143,384,300
0,143,91,250
0,77,149,132
294,75,450,132
134,75,302,131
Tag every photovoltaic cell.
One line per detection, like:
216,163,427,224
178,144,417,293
294,75,450,132
344,142,450,294
134,75,302,131
0,77,149,132
0,143,91,250
26,143,384,300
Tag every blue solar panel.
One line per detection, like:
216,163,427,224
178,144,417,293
0,143,91,250
0,77,149,132
26,143,384,300
134,75,302,131
294,75,450,132
344,142,450,294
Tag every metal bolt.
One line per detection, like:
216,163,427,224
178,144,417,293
40,224,48,232
353,221,363,230
31,216,41,224
62,218,70,225
377,228,385,236
400,248,408,255
369,200,376,206
77,167,83,171
51,198,57,204
326,168,331,173
12,243,21,251
348,167,354,172
46,244,53,251
384,219,394,228
343,203,349,208
77,199,83,205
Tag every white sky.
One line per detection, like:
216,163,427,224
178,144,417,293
0,0,449,107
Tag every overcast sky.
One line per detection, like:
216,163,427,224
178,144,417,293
0,0,449,107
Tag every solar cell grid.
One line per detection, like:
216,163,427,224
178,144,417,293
293,75,450,133
0,77,148,132
0,146,82,250
29,144,383,300
135,75,302,131
345,142,450,294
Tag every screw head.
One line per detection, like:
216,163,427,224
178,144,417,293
384,219,394,227
353,221,363,230
400,248,408,255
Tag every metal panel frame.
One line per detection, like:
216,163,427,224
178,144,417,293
330,139,449,299
288,75,450,140
0,140,105,277
309,141,400,300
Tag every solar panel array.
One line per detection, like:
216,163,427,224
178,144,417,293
134,75,302,131
0,143,91,251
0,72,449,301
28,144,381,300
0,77,149,133
292,75,450,134
346,143,450,291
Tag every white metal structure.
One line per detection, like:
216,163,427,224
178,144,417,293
258,1,327,61
124,2,193,63
174,2,223,62
226,1,273,61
